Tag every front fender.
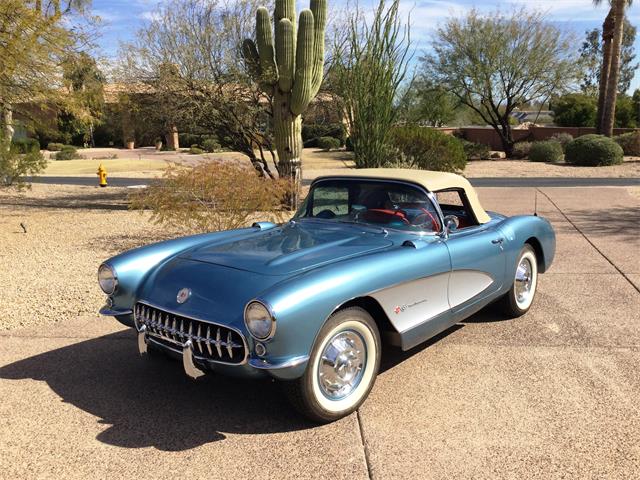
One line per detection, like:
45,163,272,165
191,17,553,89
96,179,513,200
257,239,450,379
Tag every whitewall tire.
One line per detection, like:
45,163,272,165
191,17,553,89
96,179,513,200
283,307,381,423
499,245,538,317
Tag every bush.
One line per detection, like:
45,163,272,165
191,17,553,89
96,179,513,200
189,146,204,155
460,139,490,160
614,131,640,156
550,93,596,127
129,160,291,232
512,142,532,159
47,142,65,152
389,126,466,172
549,132,573,152
202,138,221,153
302,123,347,147
565,134,624,166
0,141,47,189
11,138,40,154
316,136,341,151
53,145,80,160
529,141,564,163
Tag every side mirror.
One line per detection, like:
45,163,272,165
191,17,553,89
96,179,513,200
443,215,459,233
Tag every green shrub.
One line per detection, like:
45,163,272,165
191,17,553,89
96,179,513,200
389,126,466,172
460,140,490,160
550,93,596,127
11,138,40,154
529,141,564,163
316,136,341,151
1,141,47,189
512,142,532,159
202,138,221,153
302,123,347,147
565,134,624,166
47,142,65,151
179,133,202,148
53,145,80,160
189,146,204,155
614,131,640,156
549,132,573,152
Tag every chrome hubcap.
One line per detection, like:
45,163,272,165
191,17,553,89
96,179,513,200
515,258,533,305
318,330,366,400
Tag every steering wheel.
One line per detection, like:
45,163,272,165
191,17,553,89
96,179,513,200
315,209,336,219
362,208,410,225
411,208,440,231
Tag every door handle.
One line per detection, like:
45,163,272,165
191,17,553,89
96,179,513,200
491,238,504,245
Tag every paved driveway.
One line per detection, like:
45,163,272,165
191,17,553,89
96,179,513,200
1,187,638,479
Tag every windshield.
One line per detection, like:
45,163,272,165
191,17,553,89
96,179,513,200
294,179,442,233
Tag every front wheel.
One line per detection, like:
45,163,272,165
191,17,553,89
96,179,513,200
498,244,538,318
283,307,381,423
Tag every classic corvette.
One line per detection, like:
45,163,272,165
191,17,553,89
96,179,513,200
98,169,555,422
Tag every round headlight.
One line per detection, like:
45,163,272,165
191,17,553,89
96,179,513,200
98,264,118,295
244,301,275,340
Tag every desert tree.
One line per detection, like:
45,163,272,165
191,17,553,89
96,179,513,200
120,0,278,178
580,18,637,96
425,8,579,157
0,0,93,143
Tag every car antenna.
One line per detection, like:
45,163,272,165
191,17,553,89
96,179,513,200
534,189,538,217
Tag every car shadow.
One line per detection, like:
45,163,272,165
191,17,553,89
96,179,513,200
0,305,505,451
0,329,314,451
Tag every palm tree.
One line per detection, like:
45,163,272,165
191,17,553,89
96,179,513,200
594,0,633,136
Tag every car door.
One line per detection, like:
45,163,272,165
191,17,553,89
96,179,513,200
435,190,506,315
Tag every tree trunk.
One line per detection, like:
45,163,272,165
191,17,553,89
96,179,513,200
273,90,302,208
2,105,14,148
597,8,615,134
601,0,626,137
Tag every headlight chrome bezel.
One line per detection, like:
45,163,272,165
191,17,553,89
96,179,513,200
98,263,118,295
244,300,276,341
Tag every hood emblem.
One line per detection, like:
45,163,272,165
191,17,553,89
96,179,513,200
176,288,192,304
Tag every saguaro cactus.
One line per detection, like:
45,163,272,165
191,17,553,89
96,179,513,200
243,0,327,194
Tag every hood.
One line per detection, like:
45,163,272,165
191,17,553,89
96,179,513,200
179,221,394,275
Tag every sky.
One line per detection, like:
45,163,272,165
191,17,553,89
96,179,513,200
91,0,640,92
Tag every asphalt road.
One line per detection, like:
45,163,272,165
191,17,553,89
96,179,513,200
28,175,640,188
1,187,639,479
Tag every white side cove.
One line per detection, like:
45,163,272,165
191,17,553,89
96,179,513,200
370,270,494,333
448,270,494,308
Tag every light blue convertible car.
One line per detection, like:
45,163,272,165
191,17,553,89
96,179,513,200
98,169,555,422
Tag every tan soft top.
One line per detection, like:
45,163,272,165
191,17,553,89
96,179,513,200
315,168,491,224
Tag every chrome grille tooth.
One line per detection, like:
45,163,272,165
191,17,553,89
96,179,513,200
216,328,222,357
206,326,212,355
226,331,233,358
134,303,247,365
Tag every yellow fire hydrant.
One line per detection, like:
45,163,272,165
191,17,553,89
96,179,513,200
97,163,108,187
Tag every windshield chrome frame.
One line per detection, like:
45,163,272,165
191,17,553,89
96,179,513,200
298,176,446,237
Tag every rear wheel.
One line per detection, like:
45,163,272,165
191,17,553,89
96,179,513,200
283,307,381,423
499,245,538,318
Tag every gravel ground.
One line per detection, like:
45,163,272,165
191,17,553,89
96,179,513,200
463,156,640,178
0,185,180,331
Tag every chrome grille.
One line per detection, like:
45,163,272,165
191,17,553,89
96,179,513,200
134,303,248,365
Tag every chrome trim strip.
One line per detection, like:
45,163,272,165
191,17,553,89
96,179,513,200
99,305,133,316
248,355,310,370
135,300,249,366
